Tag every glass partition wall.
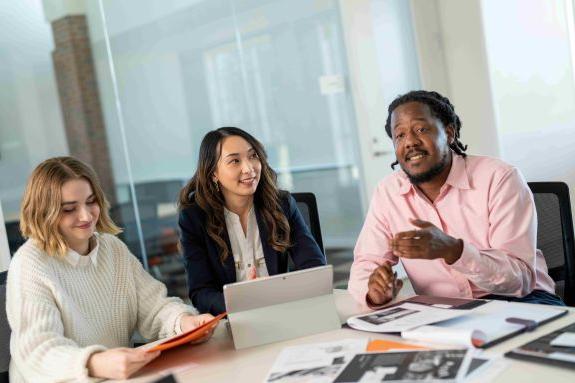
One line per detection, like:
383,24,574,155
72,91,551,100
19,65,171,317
88,0,366,295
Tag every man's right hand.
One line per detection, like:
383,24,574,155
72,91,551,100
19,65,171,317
87,348,161,380
366,263,403,306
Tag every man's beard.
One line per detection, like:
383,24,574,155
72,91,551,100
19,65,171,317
402,151,451,185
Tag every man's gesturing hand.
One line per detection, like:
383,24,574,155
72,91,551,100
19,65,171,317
390,219,463,265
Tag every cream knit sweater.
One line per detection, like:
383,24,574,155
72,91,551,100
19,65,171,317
6,233,197,382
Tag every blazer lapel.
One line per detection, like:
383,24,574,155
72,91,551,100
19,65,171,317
221,229,237,283
255,208,279,275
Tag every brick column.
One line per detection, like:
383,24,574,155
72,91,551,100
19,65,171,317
51,15,116,204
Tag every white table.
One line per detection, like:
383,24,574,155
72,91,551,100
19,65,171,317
121,290,575,383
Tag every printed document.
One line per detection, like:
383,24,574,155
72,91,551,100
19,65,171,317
347,303,468,333
333,349,472,383
265,339,368,383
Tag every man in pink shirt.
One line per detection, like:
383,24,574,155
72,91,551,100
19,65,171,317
348,90,563,308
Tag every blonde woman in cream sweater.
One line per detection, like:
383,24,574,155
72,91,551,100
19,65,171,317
6,157,214,382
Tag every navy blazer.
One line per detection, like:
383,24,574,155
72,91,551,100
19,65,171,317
178,191,326,315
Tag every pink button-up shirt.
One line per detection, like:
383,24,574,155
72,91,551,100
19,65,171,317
348,154,555,306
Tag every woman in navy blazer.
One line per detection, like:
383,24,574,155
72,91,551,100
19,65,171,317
178,127,326,315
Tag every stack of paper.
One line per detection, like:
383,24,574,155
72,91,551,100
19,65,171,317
346,296,567,349
265,339,494,383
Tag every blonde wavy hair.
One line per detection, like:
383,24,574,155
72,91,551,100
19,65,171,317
20,156,121,257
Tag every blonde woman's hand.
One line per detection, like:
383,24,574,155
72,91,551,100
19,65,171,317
87,348,161,380
180,313,215,344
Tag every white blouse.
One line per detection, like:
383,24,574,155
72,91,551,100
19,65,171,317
224,206,269,281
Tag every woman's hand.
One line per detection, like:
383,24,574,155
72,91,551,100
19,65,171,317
87,348,161,380
180,313,215,344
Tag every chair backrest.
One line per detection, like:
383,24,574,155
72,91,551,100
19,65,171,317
291,192,325,254
528,182,575,306
1,270,9,382
5,221,24,257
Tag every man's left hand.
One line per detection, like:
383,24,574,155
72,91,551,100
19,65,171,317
390,219,463,264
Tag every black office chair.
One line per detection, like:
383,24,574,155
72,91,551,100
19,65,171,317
4,221,24,256
1,270,9,383
292,192,325,254
528,182,575,306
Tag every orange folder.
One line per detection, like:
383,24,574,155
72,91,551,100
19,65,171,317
366,339,428,352
146,312,226,352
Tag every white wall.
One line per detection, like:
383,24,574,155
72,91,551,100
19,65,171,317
411,0,575,216
482,0,575,212
410,0,500,158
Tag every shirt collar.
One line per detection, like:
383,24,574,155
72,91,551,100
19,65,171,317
398,171,412,195
398,153,470,195
444,153,471,190
224,206,255,221
64,234,100,268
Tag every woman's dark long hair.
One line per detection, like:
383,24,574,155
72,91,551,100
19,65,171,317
178,127,291,262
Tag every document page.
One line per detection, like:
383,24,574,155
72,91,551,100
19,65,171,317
432,300,567,345
265,339,368,383
333,349,472,383
507,322,575,367
347,303,468,333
